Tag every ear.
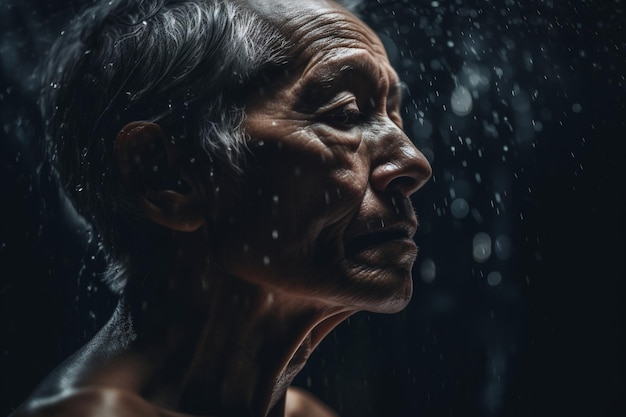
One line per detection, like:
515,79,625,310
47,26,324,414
114,121,205,232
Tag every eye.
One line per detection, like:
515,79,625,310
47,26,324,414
325,100,364,127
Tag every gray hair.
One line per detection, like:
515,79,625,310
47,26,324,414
41,0,288,294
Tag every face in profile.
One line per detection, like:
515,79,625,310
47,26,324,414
213,0,432,313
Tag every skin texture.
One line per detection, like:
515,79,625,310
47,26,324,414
11,1,431,417
220,0,431,314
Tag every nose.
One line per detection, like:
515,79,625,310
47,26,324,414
370,129,432,197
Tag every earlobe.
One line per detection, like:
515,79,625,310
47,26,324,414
114,121,205,232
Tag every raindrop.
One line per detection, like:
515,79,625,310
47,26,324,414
495,235,512,260
451,85,473,116
271,230,279,239
487,271,502,286
450,198,470,219
469,73,481,86
572,103,582,113
473,232,492,262
263,256,270,266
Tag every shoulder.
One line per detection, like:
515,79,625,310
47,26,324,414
285,387,339,417
11,388,162,417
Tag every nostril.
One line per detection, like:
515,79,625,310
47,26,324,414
388,176,418,196
371,161,428,197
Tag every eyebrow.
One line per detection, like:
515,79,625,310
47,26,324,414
294,56,400,111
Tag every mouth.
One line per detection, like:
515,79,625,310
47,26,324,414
345,225,416,254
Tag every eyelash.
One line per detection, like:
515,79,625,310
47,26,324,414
326,103,364,126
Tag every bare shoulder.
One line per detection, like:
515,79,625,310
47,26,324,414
285,387,339,417
11,388,162,417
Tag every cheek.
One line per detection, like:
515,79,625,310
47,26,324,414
250,137,369,222
213,152,370,278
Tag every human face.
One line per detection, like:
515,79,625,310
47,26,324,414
214,0,432,313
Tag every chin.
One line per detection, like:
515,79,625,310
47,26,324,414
331,264,414,314
366,270,413,314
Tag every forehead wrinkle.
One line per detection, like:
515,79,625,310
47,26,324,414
249,4,401,112
290,15,391,93
286,11,387,64
307,48,381,84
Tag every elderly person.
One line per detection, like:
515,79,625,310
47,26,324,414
12,0,431,416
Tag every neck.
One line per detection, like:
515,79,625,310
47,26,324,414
77,263,353,417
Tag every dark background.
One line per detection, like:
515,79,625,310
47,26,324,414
1,1,624,416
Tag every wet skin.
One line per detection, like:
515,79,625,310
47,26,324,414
11,1,431,417
218,0,432,314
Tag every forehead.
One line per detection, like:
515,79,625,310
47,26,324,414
246,0,395,81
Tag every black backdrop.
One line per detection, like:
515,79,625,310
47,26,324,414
1,1,624,416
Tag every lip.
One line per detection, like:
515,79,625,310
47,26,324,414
345,222,417,254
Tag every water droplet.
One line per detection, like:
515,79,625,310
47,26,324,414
495,235,512,260
451,85,473,116
487,271,502,286
451,198,470,219
473,232,492,262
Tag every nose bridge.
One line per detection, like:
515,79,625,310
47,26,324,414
367,122,432,197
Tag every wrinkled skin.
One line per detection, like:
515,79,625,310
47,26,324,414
11,1,431,417
217,0,431,314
